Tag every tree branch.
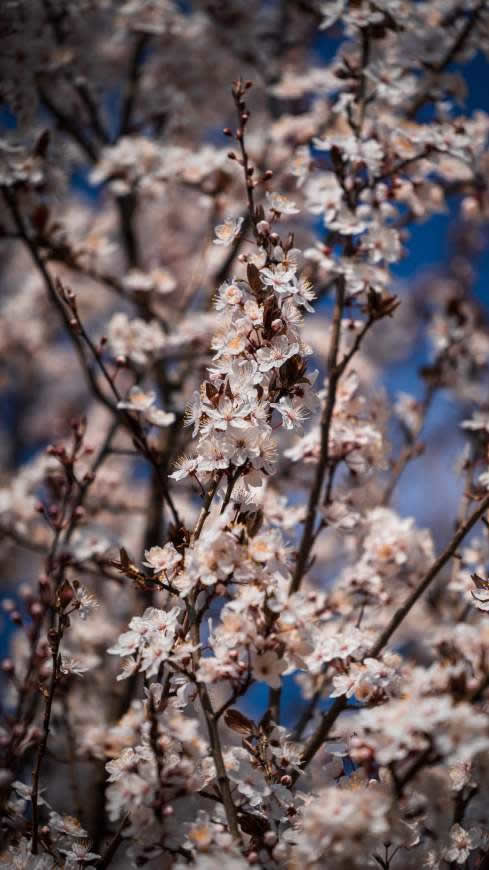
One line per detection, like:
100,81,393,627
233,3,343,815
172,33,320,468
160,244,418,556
295,489,489,779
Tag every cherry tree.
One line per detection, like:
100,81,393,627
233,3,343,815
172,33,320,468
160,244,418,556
2,2,489,868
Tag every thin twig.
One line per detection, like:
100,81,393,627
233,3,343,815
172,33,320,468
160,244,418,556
232,82,260,241
31,621,63,853
37,81,98,163
289,278,346,595
96,814,128,870
381,384,435,506
193,473,223,542
195,679,242,844
119,34,150,137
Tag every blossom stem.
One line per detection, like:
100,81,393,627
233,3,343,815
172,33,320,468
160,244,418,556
232,80,260,242
196,680,243,844
220,467,241,514
188,568,242,844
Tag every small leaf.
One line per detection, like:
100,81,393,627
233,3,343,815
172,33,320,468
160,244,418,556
120,547,131,570
238,810,269,836
263,295,279,334
471,571,489,590
224,708,256,736
34,129,50,158
247,263,262,296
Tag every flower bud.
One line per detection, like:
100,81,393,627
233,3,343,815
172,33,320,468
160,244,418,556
264,831,277,847
30,602,43,620
57,580,75,610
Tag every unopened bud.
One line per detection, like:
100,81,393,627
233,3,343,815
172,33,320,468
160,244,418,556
264,831,277,847
39,663,51,680
19,584,34,604
30,602,43,620
462,196,479,220
38,575,51,598
57,581,75,610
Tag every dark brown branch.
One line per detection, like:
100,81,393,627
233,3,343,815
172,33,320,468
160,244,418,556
195,679,243,844
193,473,223,542
31,621,63,853
37,82,98,163
381,384,435,506
96,814,128,870
232,79,263,242
289,278,345,595
120,33,150,137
